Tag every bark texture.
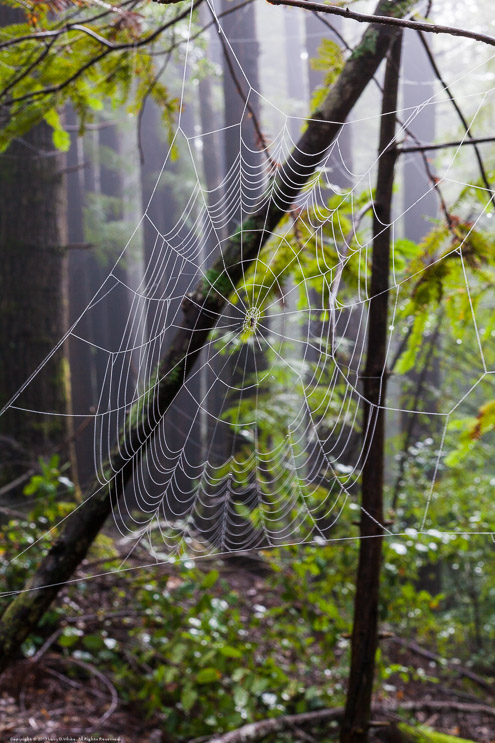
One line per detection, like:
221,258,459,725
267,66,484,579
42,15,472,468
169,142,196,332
339,33,403,743
0,4,68,480
0,0,415,674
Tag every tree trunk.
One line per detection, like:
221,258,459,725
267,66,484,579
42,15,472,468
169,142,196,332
220,0,262,221
339,33,403,743
0,0,415,674
0,3,68,486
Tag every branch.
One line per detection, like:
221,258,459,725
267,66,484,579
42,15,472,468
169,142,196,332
213,9,276,168
310,6,454,233
391,315,442,510
0,0,255,114
266,0,495,49
194,708,343,743
399,700,495,717
417,30,492,194
0,0,139,52
0,0,252,53
387,636,494,693
341,32,403,742
0,0,202,106
401,135,495,154
192,701,492,743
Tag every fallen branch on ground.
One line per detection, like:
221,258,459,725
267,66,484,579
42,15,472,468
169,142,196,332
387,636,493,693
192,708,343,743
193,700,491,743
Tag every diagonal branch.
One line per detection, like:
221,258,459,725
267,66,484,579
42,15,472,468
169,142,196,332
0,0,417,675
267,0,495,49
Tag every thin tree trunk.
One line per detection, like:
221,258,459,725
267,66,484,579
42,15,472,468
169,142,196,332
0,0,414,674
340,33,403,743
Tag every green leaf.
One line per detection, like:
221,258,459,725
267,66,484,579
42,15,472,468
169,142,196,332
170,642,187,663
219,645,242,659
181,684,198,712
233,686,249,708
59,627,83,647
52,127,70,152
82,633,104,651
232,667,247,682
201,569,219,589
43,108,70,152
195,667,221,684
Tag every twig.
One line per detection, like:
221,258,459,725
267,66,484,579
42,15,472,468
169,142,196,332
0,0,139,52
193,707,343,743
212,9,277,169
0,470,35,499
1,0,203,107
328,199,373,350
0,413,92,501
192,698,495,743
290,725,318,742
0,505,27,519
312,8,454,239
402,136,495,154
50,655,119,730
399,700,495,716
311,11,349,52
387,636,494,692
136,52,172,165
30,628,62,663
417,30,492,195
0,37,57,102
391,314,442,510
267,0,495,50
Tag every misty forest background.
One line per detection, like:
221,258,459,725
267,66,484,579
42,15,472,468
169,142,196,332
2,0,495,741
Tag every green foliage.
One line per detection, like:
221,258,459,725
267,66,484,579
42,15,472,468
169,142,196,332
0,456,75,601
0,0,190,152
393,219,495,374
445,399,495,467
310,38,344,111
58,557,349,739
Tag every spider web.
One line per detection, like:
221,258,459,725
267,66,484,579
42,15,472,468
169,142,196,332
2,0,495,588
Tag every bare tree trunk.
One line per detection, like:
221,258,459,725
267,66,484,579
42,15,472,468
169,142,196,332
340,33,403,743
0,0,414,674
0,7,68,489
220,0,262,219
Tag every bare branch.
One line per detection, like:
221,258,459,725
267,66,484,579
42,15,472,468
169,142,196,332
401,135,495,154
195,708,343,743
267,0,495,49
417,30,492,194
212,6,276,168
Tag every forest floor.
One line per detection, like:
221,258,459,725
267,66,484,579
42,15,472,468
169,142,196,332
1,550,495,743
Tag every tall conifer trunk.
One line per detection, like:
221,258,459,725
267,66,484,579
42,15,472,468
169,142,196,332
0,2,68,484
